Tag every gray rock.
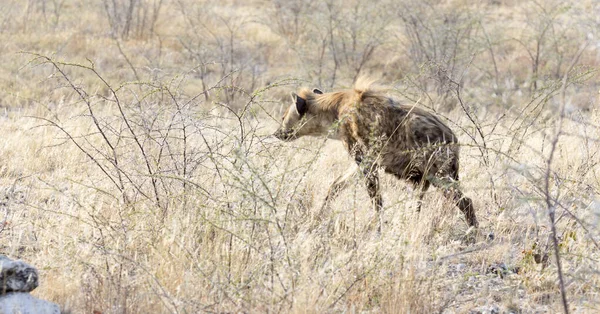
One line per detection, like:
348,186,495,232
0,293,60,314
0,255,60,314
0,256,38,293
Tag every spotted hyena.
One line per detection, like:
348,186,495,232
273,79,478,228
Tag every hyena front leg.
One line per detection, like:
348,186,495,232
343,139,384,230
321,165,358,211
356,158,383,231
363,169,383,212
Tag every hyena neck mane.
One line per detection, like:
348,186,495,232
291,78,384,139
297,79,382,123
297,89,345,118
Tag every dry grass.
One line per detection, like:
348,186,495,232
0,0,599,313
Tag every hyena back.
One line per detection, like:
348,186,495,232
273,80,478,228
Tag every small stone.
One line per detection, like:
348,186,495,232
490,304,500,314
486,262,519,278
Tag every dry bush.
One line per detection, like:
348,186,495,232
395,0,478,109
269,0,392,88
0,0,599,313
102,0,164,40
174,0,273,107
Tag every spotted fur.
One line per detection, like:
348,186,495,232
274,79,478,228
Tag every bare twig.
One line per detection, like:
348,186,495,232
544,40,588,314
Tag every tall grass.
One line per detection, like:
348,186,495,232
0,0,599,313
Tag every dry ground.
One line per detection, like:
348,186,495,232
1,0,599,313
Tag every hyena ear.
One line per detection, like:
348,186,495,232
291,92,308,116
313,88,323,95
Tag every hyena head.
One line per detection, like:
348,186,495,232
273,88,326,141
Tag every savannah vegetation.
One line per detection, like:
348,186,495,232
0,0,599,312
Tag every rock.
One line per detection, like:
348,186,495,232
0,293,60,314
0,255,61,314
0,255,38,293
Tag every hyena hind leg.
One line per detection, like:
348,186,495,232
432,177,478,228
416,180,431,213
407,174,431,213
